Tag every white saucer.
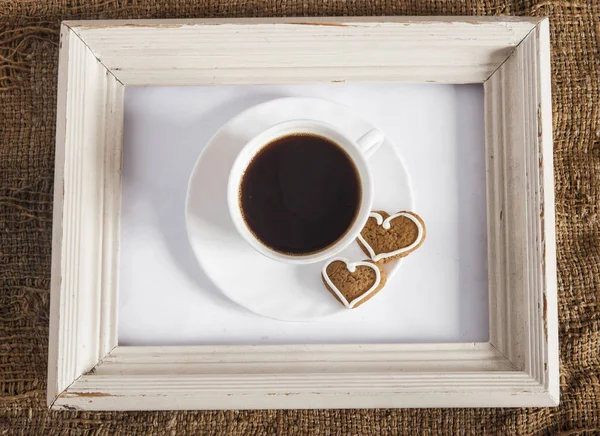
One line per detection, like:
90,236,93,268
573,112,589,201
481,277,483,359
185,97,413,321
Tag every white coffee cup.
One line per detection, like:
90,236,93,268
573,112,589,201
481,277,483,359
227,120,383,264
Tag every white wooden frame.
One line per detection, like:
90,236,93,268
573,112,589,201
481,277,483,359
48,17,558,410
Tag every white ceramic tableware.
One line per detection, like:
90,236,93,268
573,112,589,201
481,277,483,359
185,97,413,321
227,119,384,264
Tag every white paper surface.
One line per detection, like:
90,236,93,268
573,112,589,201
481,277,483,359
120,83,488,345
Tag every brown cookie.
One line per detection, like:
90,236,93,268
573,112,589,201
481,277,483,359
321,258,387,309
357,210,426,263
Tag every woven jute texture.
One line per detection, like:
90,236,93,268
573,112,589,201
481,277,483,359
1,1,599,434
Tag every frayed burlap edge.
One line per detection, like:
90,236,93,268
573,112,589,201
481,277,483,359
1,1,599,435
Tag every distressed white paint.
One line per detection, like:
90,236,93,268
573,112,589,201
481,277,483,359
64,17,540,85
484,19,558,402
53,343,560,410
48,17,558,410
48,24,124,406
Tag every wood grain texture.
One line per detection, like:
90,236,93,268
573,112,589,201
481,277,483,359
64,17,540,85
49,17,558,410
48,24,124,407
484,19,558,403
52,343,558,410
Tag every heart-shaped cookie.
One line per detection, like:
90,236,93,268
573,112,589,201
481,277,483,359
357,211,426,263
321,258,387,309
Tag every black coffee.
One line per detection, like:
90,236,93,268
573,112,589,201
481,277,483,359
239,134,361,255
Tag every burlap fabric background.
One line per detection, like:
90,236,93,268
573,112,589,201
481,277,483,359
1,0,599,434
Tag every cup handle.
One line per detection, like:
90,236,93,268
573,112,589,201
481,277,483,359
355,129,384,159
